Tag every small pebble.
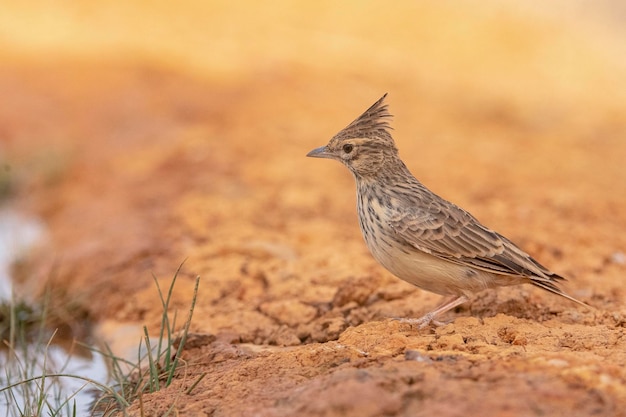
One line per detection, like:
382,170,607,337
546,358,569,368
405,350,433,363
610,252,625,265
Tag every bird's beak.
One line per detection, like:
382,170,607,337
306,146,334,159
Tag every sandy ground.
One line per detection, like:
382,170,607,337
2,1,626,416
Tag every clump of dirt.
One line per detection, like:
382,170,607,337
2,2,626,416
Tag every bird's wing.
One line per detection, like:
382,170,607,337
388,198,589,306
387,200,555,279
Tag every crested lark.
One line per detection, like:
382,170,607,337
307,94,586,328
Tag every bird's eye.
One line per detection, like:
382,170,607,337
342,144,354,154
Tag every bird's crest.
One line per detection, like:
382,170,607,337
333,94,394,143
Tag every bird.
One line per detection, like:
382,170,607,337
306,94,587,328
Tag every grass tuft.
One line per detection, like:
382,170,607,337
90,264,200,415
1,262,200,416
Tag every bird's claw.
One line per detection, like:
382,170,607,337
392,314,449,329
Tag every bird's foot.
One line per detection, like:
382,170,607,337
392,294,469,329
393,314,449,329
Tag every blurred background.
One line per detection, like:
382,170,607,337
1,0,625,324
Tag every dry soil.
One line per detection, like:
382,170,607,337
2,2,625,416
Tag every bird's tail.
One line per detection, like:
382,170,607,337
531,278,591,309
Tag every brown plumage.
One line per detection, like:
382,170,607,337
307,94,587,328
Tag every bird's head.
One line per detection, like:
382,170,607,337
307,94,398,178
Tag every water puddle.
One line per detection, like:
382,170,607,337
0,342,109,415
0,209,45,302
0,208,135,415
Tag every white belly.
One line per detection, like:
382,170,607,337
366,237,504,296
357,193,522,296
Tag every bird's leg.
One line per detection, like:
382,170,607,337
396,295,469,329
